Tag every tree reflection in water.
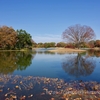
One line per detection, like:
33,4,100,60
87,49,100,57
62,53,95,77
0,51,36,74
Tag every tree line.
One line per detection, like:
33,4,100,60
0,51,35,74
0,24,100,50
0,26,33,50
33,40,100,48
33,24,100,49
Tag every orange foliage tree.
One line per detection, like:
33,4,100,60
95,40,100,47
0,26,17,49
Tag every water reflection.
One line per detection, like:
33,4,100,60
0,51,35,74
37,51,56,55
62,53,96,77
87,49,100,57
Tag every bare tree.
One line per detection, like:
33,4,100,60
62,53,95,77
62,24,96,49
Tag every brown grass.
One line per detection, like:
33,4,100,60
48,47,86,53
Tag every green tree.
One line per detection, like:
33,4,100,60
16,29,32,49
56,42,66,47
37,43,44,48
44,42,55,48
0,26,17,49
49,42,56,47
44,43,49,48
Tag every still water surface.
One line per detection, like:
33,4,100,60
0,49,100,82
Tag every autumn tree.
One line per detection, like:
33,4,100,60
95,40,100,47
56,42,66,47
32,42,37,47
16,29,32,49
87,49,100,57
0,26,17,49
88,40,95,48
62,24,96,49
0,51,35,74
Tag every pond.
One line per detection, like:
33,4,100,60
0,49,100,100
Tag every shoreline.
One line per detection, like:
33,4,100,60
0,47,100,53
48,47,86,53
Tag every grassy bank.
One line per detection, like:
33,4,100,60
48,47,86,53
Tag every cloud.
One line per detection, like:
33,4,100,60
32,34,63,43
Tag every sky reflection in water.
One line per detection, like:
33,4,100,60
0,50,100,82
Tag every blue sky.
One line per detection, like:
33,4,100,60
0,0,100,43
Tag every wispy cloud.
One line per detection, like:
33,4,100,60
32,34,63,43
